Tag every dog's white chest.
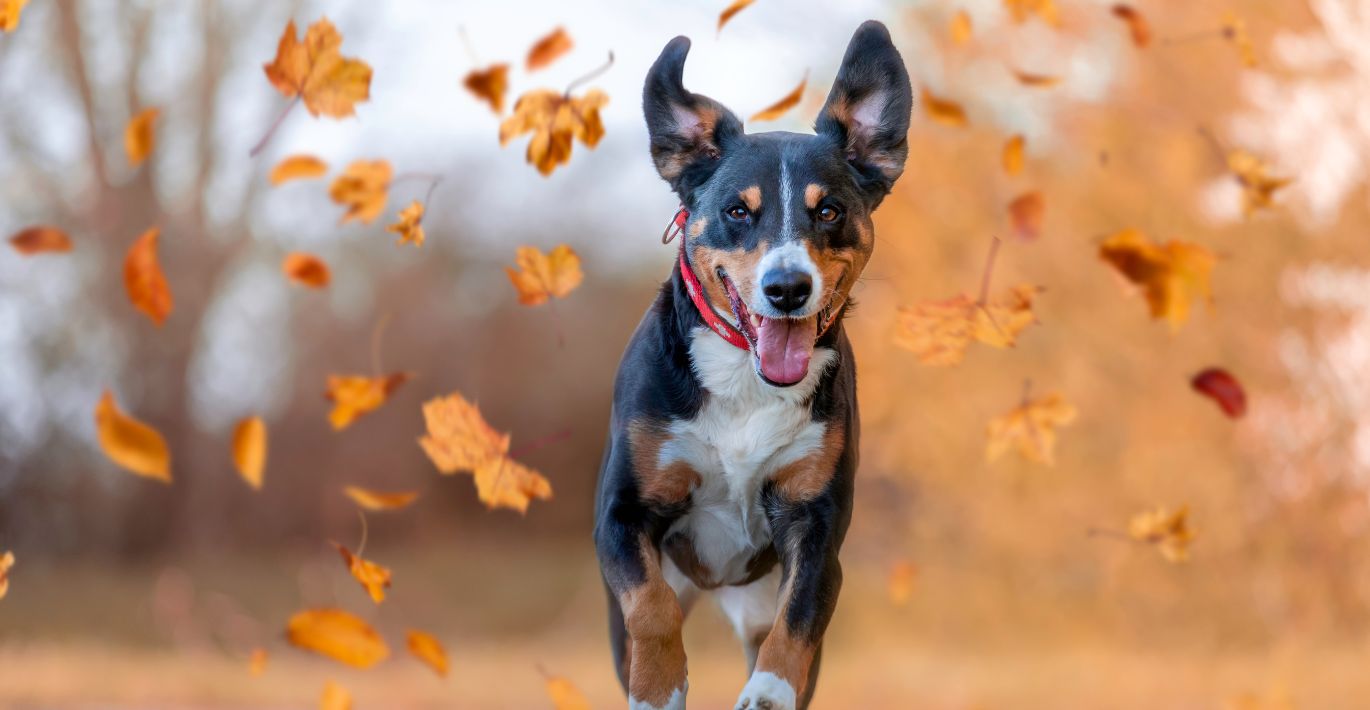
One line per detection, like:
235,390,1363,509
659,329,835,584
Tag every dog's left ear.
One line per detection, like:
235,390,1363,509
816,21,913,201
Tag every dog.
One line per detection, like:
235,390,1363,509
593,21,912,710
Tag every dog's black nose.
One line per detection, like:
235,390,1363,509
761,269,812,313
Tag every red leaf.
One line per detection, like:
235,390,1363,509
1191,368,1246,418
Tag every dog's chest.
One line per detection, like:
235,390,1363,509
659,330,834,586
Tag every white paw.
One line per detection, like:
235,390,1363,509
734,671,796,710
630,685,687,710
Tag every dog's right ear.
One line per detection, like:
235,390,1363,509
643,36,743,197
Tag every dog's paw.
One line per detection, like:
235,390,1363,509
734,671,797,710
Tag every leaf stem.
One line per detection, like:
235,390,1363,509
509,427,573,460
355,509,369,557
564,51,615,97
975,236,1003,306
457,25,481,66
248,96,300,158
1086,526,1131,541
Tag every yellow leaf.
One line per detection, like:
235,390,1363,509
887,560,917,606
0,0,29,32
921,88,967,127
1012,70,1061,88
1098,228,1215,331
319,680,352,710
464,63,510,114
1007,190,1045,241
1221,12,1258,68
985,392,1077,466
418,392,553,513
406,628,449,677
1227,149,1292,217
1002,135,1025,176
386,200,425,247
526,27,574,71
950,10,973,45
1004,0,1058,25
286,608,389,669
499,89,609,176
894,284,1041,366
232,416,267,491
124,108,159,167
248,647,268,676
270,155,328,185
1128,505,1195,563
332,542,391,604
343,486,420,511
718,0,756,33
282,252,331,288
263,18,372,118
750,73,807,122
325,373,411,431
94,390,171,483
545,675,592,710
329,159,392,224
8,226,72,255
505,244,583,306
0,550,13,600
124,227,173,326
1111,5,1151,48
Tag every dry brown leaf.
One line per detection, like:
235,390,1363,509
921,88,967,127
950,10,973,45
1111,5,1151,48
319,680,352,710
386,200,425,247
985,392,1077,466
1099,228,1215,331
1004,0,1059,25
1007,191,1045,241
500,89,609,176
343,486,420,511
1221,12,1257,68
1128,505,1195,563
1012,70,1061,88
0,550,13,600
8,226,72,255
232,416,266,491
282,252,331,288
1002,135,1025,176
286,608,389,668
526,27,574,71
270,155,328,185
332,542,391,604
95,390,171,483
887,560,917,606
464,63,510,114
894,284,1041,366
718,0,757,33
505,244,583,305
325,372,411,431
406,629,449,677
124,227,172,326
124,108,159,166
750,73,807,122
248,647,267,676
418,392,553,513
0,0,29,32
263,18,372,117
329,159,392,224
545,675,592,710
1227,149,1292,217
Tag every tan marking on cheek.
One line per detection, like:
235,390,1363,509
687,216,708,238
629,420,700,505
806,243,867,316
804,184,826,209
691,244,768,318
739,185,762,212
771,424,845,501
620,536,687,705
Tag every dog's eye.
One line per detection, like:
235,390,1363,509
816,205,842,223
725,206,750,222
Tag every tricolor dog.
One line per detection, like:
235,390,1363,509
594,21,912,710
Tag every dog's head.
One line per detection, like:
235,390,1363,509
644,21,912,387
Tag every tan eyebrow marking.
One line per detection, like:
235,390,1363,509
739,185,762,211
804,183,826,209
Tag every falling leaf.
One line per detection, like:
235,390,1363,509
124,227,172,326
8,226,72,255
325,373,411,431
386,200,425,247
1002,135,1025,176
1099,228,1215,331
248,648,268,676
718,0,756,33
1007,191,1045,241
123,108,159,167
94,390,171,483
1128,505,1195,563
887,561,917,606
329,159,392,223
406,629,449,677
0,0,29,32
1012,70,1061,88
545,675,592,710
921,88,967,127
263,18,372,118
418,392,553,513
1192,367,1247,418
985,391,1077,466
464,63,510,114
500,89,609,176
282,252,331,288
1227,149,1292,217
286,608,389,669
232,416,267,491
749,73,807,122
894,284,1041,366
319,680,352,710
505,244,584,306
1111,5,1151,48
1004,0,1058,25
332,542,392,604
0,551,13,600
343,486,420,511
949,10,973,45
1221,12,1257,67
526,27,574,71
270,155,328,185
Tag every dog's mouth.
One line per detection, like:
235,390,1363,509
717,268,829,388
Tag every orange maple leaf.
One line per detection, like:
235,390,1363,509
231,416,267,491
286,608,389,669
270,154,328,185
505,244,583,306
1099,228,1215,331
718,0,756,33
8,226,72,255
342,486,419,511
418,392,553,513
263,17,372,118
124,108,159,167
329,160,392,223
464,63,510,114
1128,505,1196,563
921,88,967,127
405,629,449,677
282,252,331,288
0,0,29,32
325,373,410,431
1112,5,1151,48
1007,191,1045,241
894,284,1041,366
1227,149,1292,217
386,200,425,247
1002,135,1025,176
124,227,172,326
500,89,609,176
0,550,13,600
985,391,1077,466
750,73,807,122
331,542,391,604
526,27,574,71
95,390,171,483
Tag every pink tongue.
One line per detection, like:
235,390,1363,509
755,317,818,385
